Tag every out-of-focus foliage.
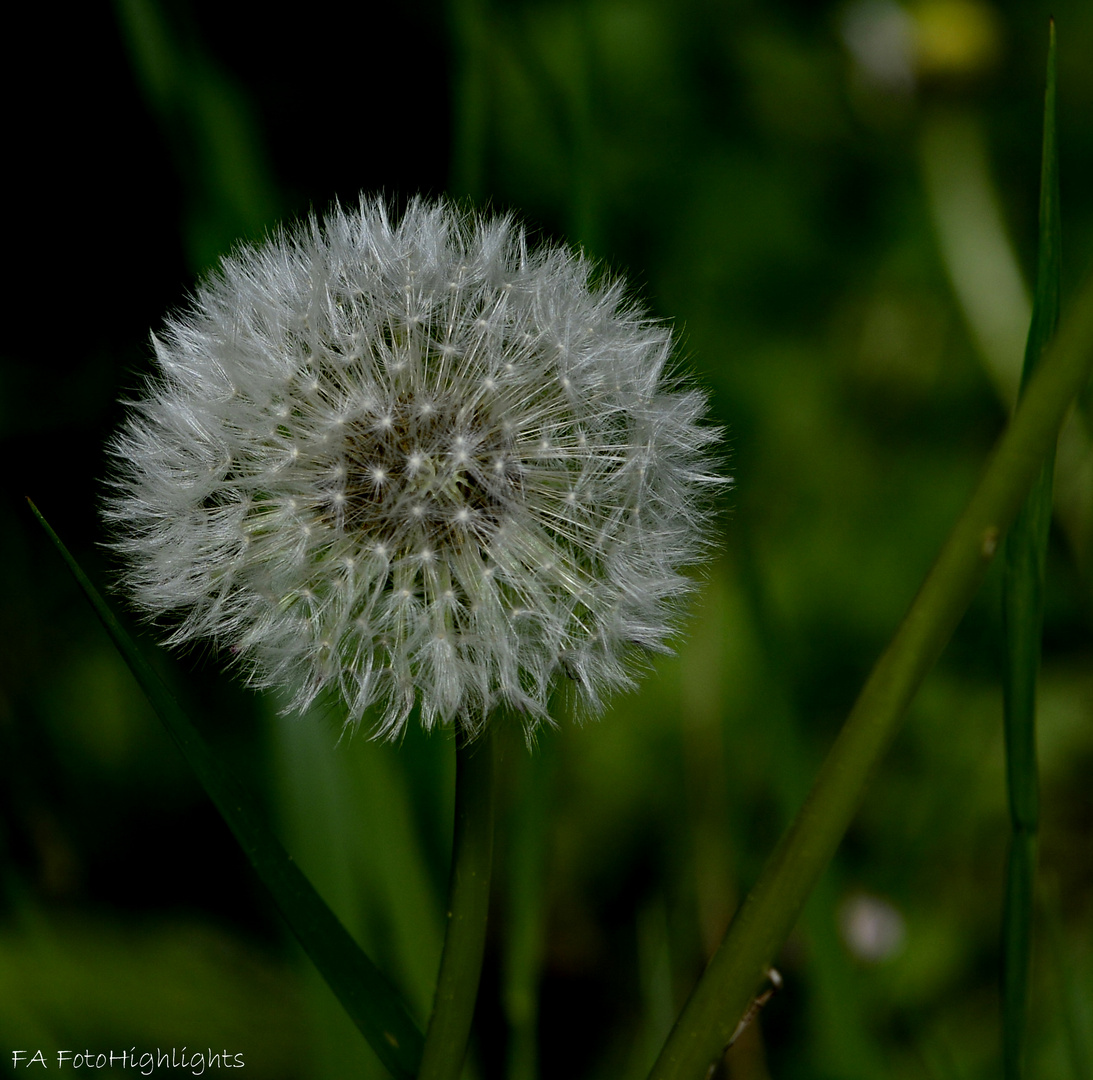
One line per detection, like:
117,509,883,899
1,1,1090,1079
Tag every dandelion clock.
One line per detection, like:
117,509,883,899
104,197,722,739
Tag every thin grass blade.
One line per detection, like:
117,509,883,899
27,499,424,1080
643,123,1093,1080
1001,21,1061,1080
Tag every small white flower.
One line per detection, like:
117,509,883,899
104,197,723,737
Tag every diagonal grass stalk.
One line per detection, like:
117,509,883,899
27,499,425,1080
645,208,1093,1080
418,727,497,1080
1001,21,1060,1080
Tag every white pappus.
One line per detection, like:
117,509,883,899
104,196,724,738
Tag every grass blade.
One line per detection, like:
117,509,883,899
1001,21,1061,1080
27,499,424,1080
643,188,1093,1080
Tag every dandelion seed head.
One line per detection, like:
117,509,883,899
103,196,724,738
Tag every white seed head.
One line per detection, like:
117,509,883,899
103,196,724,738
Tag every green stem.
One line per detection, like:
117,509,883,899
646,267,1093,1080
1002,830,1039,1079
419,726,497,1080
1001,24,1058,1079
502,735,554,1080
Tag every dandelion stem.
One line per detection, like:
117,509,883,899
645,262,1093,1080
419,726,497,1080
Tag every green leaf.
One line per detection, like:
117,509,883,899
1001,20,1060,1080
27,498,424,1080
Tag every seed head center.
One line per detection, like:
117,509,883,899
337,396,518,554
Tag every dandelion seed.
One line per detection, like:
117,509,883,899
103,196,724,737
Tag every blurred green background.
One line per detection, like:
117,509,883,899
2,1,1091,1077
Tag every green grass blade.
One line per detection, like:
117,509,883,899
1001,21,1061,1080
643,234,1093,1080
27,499,424,1080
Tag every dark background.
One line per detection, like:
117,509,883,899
2,1,1091,1077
